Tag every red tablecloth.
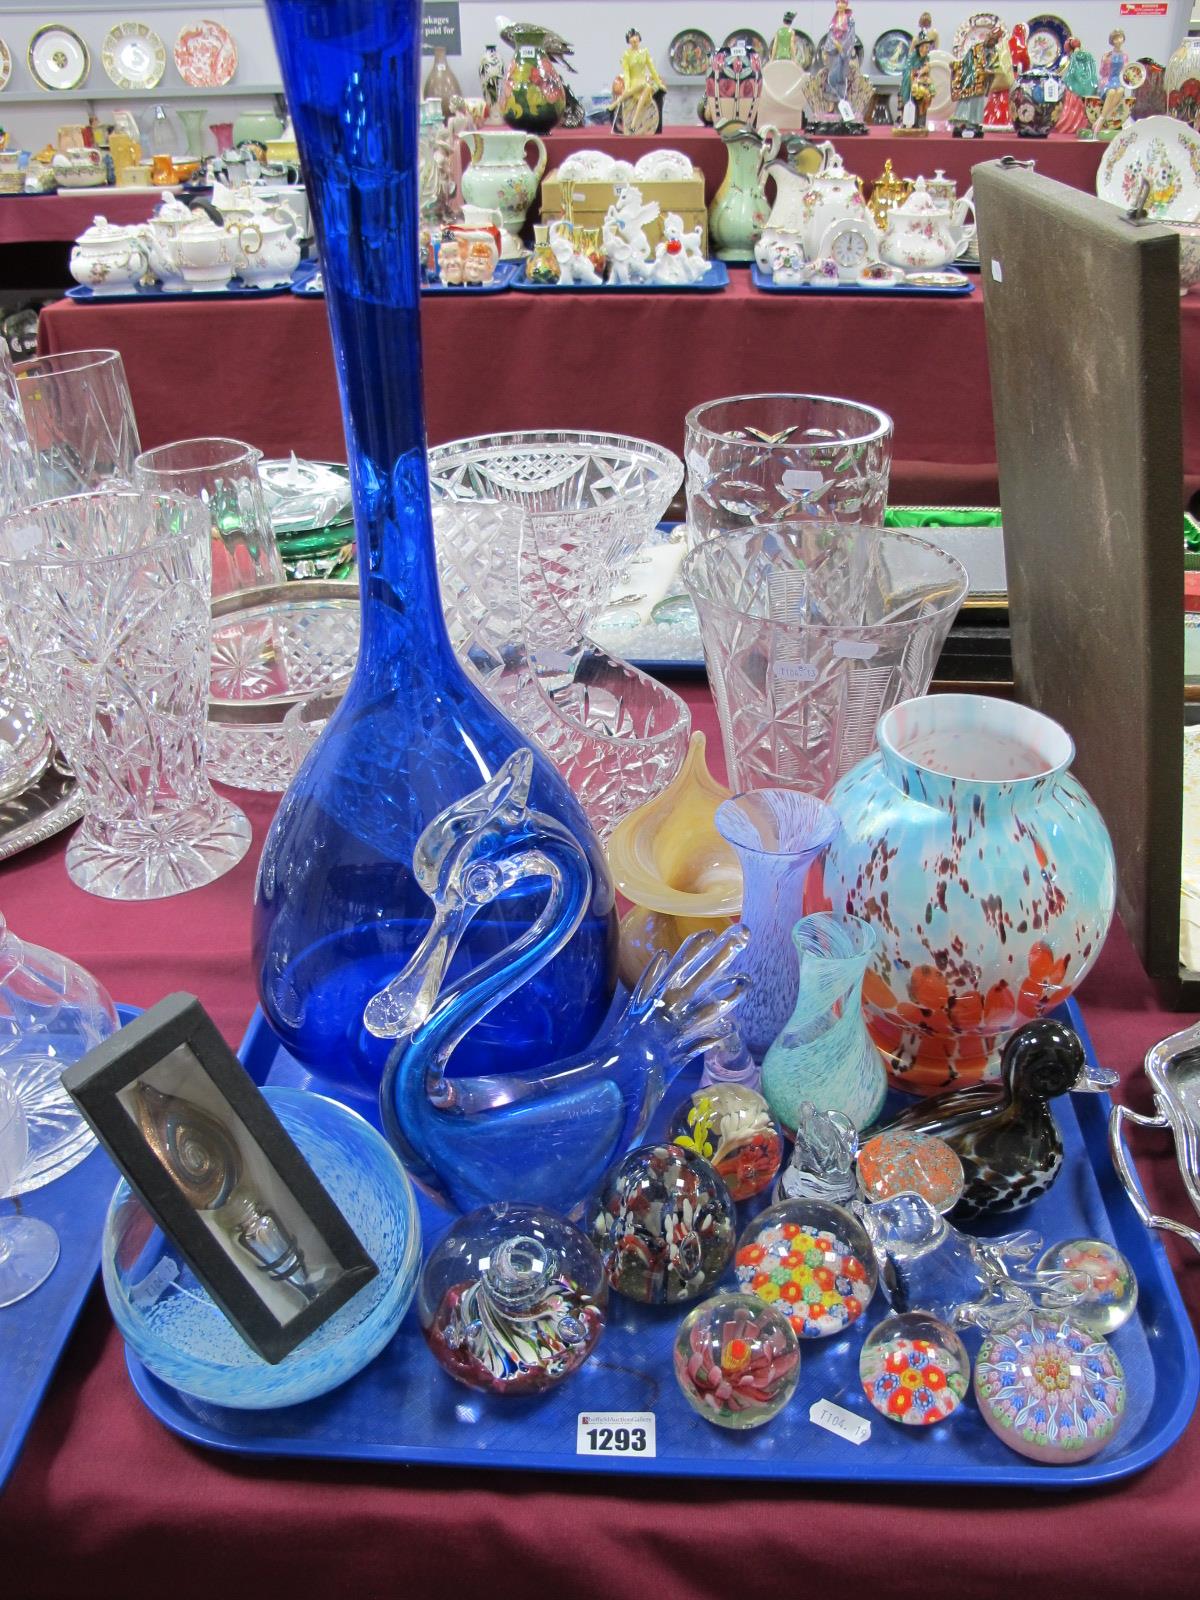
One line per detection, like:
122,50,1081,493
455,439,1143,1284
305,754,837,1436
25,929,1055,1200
540,124,1105,205
37,271,1200,505
0,189,189,246
0,686,1198,1600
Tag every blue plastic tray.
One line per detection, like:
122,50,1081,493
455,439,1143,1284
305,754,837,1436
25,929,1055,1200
0,1005,137,1491
750,262,975,297
125,1000,1198,1487
66,279,291,304
513,261,729,294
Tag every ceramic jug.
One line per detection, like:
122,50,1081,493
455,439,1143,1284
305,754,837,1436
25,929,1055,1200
459,129,547,258
708,121,780,262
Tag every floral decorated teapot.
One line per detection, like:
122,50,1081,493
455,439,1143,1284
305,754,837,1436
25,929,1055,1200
228,208,299,287
879,177,973,271
755,140,873,268
69,215,150,294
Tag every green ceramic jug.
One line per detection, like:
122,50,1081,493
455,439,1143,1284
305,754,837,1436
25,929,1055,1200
459,128,548,258
708,121,781,261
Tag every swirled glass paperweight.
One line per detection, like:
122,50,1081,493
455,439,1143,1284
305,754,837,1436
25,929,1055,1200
376,750,750,1215
102,1088,421,1408
419,1203,606,1394
254,0,616,1116
674,1292,801,1429
591,1143,736,1304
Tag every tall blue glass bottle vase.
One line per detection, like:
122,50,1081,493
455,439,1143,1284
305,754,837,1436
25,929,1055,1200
254,1,617,1120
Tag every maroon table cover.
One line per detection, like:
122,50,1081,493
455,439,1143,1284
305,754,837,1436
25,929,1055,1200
0,686,1197,1600
0,189,186,247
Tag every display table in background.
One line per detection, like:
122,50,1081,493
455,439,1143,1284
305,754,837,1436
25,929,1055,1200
37,271,1200,505
0,685,1198,1600
0,188,190,247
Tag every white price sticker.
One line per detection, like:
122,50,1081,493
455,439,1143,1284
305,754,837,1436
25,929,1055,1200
577,1412,656,1457
990,258,1004,283
809,1398,872,1445
773,659,819,683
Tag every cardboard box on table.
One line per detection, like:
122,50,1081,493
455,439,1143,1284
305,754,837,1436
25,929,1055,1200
539,168,708,253
974,160,1194,998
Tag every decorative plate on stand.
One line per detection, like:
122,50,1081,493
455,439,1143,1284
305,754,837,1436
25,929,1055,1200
793,30,816,70
0,39,11,92
1026,14,1071,70
102,21,167,91
927,50,955,122
174,18,238,88
27,24,90,92
668,29,714,77
723,29,769,60
1096,114,1200,219
873,29,913,77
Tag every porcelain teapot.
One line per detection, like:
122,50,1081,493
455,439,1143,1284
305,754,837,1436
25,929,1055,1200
142,194,194,288
755,139,874,268
879,178,973,271
229,209,299,287
69,215,150,295
175,211,235,289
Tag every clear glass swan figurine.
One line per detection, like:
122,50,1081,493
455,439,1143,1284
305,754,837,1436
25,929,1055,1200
375,751,751,1215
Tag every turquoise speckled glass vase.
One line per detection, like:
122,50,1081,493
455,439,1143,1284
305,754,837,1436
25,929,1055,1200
822,695,1115,1097
760,913,887,1133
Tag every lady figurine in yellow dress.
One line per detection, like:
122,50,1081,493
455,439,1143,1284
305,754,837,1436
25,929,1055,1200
612,27,667,133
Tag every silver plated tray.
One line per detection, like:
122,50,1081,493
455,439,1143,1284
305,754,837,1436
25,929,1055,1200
1111,1022,1200,1252
0,750,83,863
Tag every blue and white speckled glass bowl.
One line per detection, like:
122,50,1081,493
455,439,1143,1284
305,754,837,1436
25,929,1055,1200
101,1087,421,1409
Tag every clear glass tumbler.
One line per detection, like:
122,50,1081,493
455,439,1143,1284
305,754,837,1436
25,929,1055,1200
133,437,286,598
684,394,894,544
682,523,968,795
14,348,141,498
0,490,252,899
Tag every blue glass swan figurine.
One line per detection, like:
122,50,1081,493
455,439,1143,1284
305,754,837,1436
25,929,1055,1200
376,752,751,1215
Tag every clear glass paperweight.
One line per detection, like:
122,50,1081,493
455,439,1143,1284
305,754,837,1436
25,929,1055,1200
0,914,118,1194
1036,1238,1138,1336
418,1203,606,1395
669,1084,784,1201
102,1088,421,1409
590,1142,736,1304
674,1292,801,1429
734,1197,876,1339
859,1311,970,1426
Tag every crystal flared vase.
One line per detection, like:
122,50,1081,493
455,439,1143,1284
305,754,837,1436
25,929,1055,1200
714,788,840,1059
760,912,887,1133
254,1,616,1117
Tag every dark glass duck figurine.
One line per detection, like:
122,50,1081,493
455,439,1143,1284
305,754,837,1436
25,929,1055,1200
882,1019,1117,1220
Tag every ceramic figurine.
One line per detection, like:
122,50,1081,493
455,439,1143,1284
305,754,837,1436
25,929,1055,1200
499,19,574,133
1098,30,1132,133
975,1317,1126,1463
602,184,659,282
760,914,887,1133
860,1311,971,1426
670,1085,784,1201
950,19,1005,136
437,235,465,285
591,1142,737,1304
772,1102,858,1205
882,1019,1117,1219
674,1293,801,1428
735,1197,876,1340
419,1203,607,1394
821,0,858,107
770,12,800,63
462,237,500,286
479,42,504,117
651,212,707,283
766,235,807,282
547,219,603,284
376,751,751,1216
898,15,938,134
862,1191,1084,1329
612,28,666,135
1057,38,1099,137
